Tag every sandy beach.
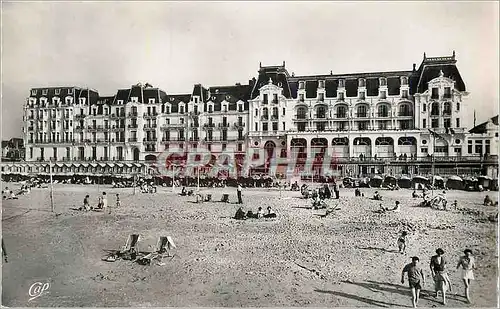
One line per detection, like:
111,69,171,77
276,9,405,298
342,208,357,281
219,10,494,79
1,183,498,307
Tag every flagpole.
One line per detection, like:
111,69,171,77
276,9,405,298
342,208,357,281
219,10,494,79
431,133,435,197
49,159,54,213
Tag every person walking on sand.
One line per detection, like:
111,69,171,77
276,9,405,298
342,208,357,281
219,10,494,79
397,231,408,254
430,248,453,305
456,249,476,303
101,192,108,213
2,238,8,263
402,256,425,308
237,183,243,204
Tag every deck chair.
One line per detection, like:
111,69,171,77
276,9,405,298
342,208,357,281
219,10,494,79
102,234,140,262
136,236,176,265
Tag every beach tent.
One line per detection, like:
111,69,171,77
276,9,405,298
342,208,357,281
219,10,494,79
359,177,370,188
446,175,464,190
397,175,412,189
343,177,355,188
478,176,492,189
370,175,383,188
464,177,478,191
412,176,429,189
383,175,397,187
431,176,445,189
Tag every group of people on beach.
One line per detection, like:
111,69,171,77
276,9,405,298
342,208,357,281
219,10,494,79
234,205,276,220
401,248,477,307
80,192,120,214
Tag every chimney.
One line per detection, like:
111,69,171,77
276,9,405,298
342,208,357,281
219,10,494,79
235,82,241,86
413,63,416,71
283,61,286,67
330,70,333,75
259,62,262,68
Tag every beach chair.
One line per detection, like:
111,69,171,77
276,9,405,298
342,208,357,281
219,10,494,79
221,194,229,203
102,234,140,262
136,236,176,265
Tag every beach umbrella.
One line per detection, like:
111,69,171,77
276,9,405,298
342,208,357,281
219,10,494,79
478,176,492,189
359,177,371,188
446,175,464,190
464,177,478,191
412,175,429,189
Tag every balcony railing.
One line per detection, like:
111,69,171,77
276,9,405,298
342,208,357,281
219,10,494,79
271,99,278,104
128,138,138,142
293,115,308,121
143,124,157,129
128,124,138,129
376,113,390,117
128,112,138,117
443,110,452,116
443,93,452,99
398,112,413,117
355,113,368,118
261,115,269,121
431,94,439,100
143,112,158,117
75,114,86,119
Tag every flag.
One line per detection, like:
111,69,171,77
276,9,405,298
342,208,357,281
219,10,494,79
428,129,445,140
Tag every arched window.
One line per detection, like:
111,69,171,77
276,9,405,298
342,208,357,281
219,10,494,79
337,106,347,118
297,107,307,119
316,106,326,118
443,102,451,115
377,105,389,117
357,105,367,117
262,107,269,117
399,104,412,116
431,102,439,116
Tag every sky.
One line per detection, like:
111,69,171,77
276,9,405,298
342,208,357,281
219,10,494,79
2,1,498,139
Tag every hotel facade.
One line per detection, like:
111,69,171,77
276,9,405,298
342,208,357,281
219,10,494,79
11,52,499,178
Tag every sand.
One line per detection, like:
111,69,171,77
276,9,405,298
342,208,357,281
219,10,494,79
1,183,498,307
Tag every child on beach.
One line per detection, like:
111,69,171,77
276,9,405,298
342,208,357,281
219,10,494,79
397,231,408,254
82,195,90,211
116,194,121,208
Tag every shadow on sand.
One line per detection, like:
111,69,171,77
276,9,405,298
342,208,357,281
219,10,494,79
314,289,405,308
357,246,399,253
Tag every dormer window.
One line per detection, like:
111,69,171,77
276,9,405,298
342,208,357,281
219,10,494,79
380,78,387,86
65,97,72,105
238,103,243,112
263,94,268,104
319,80,325,89
79,98,86,105
401,76,408,85
338,79,345,88
31,89,37,96
68,88,74,95
55,89,61,95
208,105,213,113
431,88,439,100
117,100,124,105
338,92,345,101
194,97,199,104
359,91,365,100
380,91,387,99
149,98,155,104
131,97,138,103
358,79,366,87
166,106,171,114
223,104,228,112
42,89,48,95
299,81,305,90
92,108,97,116
180,106,185,114
318,93,324,102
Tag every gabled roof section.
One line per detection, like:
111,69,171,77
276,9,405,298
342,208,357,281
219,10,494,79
415,52,466,93
469,115,499,134
250,62,293,99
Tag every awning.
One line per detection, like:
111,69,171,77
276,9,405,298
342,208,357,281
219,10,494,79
134,163,142,167
73,163,81,167
432,176,444,181
371,175,383,180
413,176,428,181
56,163,64,167
107,163,115,167
116,163,124,167
399,175,411,180
479,175,492,180
125,163,133,167
90,163,98,167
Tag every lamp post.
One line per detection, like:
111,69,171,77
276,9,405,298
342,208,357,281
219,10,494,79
49,158,54,213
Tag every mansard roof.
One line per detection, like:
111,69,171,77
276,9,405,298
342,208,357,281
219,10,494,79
469,115,499,134
250,62,293,99
112,84,167,104
415,52,466,93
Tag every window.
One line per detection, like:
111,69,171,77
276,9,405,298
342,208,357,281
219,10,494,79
272,122,278,131
318,93,324,102
55,89,61,95
299,94,304,102
238,104,243,112
423,103,426,112
431,88,439,99
357,105,367,117
299,81,305,89
237,144,242,152
431,102,440,116
194,97,199,104
380,78,387,86
359,91,365,100
378,105,388,117
282,108,285,116
431,119,439,128
444,118,451,128
222,144,226,151
29,147,33,159
486,140,490,154
282,122,286,131
443,102,451,115
263,123,268,131
223,105,227,112
31,89,37,96
401,90,408,99
337,106,347,118
255,109,258,117
273,93,278,103
467,141,473,153
380,91,387,99
423,119,427,128
338,92,344,101
358,121,368,130
297,107,307,119
180,106,185,114
263,94,268,104
475,144,483,154
149,98,155,104
297,123,306,132
255,122,258,131
444,87,451,99
42,89,48,95
456,118,460,128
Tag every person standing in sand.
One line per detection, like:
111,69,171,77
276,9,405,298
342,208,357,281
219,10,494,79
456,249,476,303
397,231,408,254
102,192,108,213
430,248,452,305
401,256,425,308
237,183,243,204
116,194,121,208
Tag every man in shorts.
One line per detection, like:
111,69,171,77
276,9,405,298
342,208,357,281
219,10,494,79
456,249,476,303
402,256,425,308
